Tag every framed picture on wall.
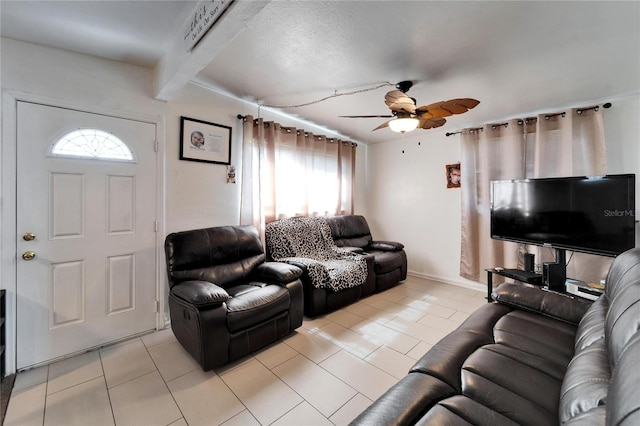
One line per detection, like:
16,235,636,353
180,116,232,165
446,163,461,188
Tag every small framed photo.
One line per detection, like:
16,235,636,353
446,163,461,188
180,116,231,165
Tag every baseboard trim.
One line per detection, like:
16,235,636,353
407,270,485,293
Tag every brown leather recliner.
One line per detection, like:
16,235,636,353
325,215,407,292
164,225,304,371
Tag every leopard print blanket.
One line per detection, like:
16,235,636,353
265,216,368,292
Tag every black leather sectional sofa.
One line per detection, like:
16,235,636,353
352,247,640,425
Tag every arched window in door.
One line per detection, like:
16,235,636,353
50,128,135,162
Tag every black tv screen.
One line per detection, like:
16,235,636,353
490,174,636,256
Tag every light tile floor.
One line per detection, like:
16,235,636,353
4,276,485,426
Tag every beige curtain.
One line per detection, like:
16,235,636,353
526,108,610,282
240,115,356,238
460,120,526,282
461,107,608,283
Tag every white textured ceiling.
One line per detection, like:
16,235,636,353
2,1,639,144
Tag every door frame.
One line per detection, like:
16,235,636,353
1,90,166,375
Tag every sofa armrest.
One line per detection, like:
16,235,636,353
350,372,456,425
252,262,303,284
171,280,229,308
368,240,404,251
492,282,591,325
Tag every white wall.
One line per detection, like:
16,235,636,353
164,85,244,233
366,130,480,289
164,83,368,234
366,94,640,291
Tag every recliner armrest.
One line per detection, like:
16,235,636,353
339,246,366,254
171,280,229,307
252,262,303,284
368,240,404,251
492,282,591,325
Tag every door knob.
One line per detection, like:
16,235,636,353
22,251,37,261
23,232,36,241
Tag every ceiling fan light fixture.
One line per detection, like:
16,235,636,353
389,117,419,133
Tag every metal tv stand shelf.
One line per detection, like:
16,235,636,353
485,268,543,301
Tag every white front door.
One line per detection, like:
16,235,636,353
16,101,159,369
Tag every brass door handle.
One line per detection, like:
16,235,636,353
23,232,36,241
22,251,37,261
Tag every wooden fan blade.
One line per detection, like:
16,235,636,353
384,90,416,114
416,102,452,118
418,117,447,129
441,98,480,114
372,120,391,131
416,98,480,118
339,115,394,118
384,90,407,105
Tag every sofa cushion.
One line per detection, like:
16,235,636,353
166,226,265,288
325,215,373,249
226,283,290,332
493,310,577,367
492,282,591,325
559,295,611,423
461,345,563,424
350,372,456,425
606,276,640,369
411,303,511,392
417,395,518,425
559,341,610,423
606,332,640,426
574,296,608,352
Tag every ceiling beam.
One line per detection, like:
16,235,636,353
152,0,269,101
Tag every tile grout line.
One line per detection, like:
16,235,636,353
140,336,186,426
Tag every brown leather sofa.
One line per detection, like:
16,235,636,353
325,215,407,292
164,225,304,371
265,215,407,317
352,247,640,425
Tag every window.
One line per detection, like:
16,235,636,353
50,129,135,162
274,145,340,217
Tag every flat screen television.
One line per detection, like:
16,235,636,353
490,174,636,257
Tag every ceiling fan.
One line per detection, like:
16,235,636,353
340,81,480,133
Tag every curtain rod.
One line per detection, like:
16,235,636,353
236,114,357,146
445,102,612,137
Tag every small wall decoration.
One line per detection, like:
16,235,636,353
226,165,236,183
180,116,231,165
446,163,461,188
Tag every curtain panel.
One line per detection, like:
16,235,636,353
240,115,356,239
460,108,608,283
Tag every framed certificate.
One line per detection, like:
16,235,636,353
180,116,231,165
